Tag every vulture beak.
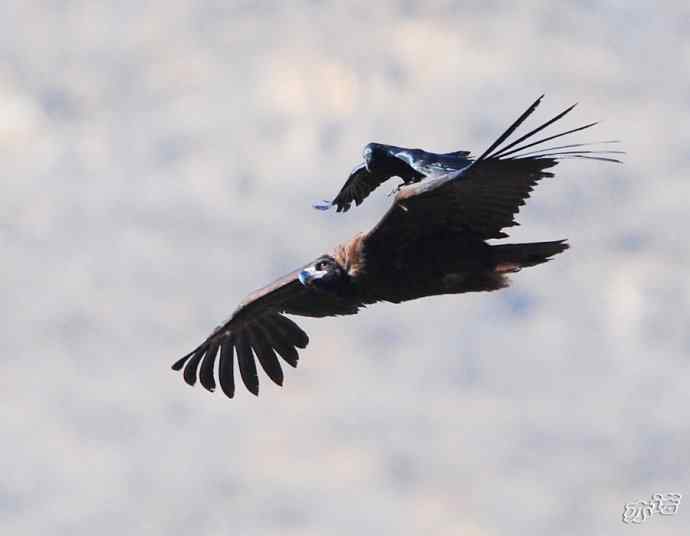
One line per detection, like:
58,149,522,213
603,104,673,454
298,266,318,286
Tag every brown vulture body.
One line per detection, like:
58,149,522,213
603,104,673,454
172,96,621,398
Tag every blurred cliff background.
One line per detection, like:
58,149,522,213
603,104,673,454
2,1,689,535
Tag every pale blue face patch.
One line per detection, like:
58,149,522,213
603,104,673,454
298,269,312,286
298,264,329,287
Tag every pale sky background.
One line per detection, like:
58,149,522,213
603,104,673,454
2,1,689,535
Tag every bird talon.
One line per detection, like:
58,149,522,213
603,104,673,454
387,183,405,197
313,200,333,211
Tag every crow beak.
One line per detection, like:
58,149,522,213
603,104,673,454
363,146,373,172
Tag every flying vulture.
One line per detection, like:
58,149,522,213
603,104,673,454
172,96,621,399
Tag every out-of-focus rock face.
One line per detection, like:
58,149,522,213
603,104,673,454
2,2,689,535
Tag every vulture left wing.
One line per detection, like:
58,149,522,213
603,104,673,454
172,265,357,398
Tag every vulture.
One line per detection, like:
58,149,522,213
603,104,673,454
172,96,621,399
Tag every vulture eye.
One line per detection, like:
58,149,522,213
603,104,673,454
316,261,327,271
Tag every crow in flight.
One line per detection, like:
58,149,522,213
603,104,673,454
172,96,620,398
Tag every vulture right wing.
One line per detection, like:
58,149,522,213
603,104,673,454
363,96,621,251
172,264,359,398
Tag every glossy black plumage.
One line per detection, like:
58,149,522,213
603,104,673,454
331,145,472,212
172,96,621,399
218,341,235,398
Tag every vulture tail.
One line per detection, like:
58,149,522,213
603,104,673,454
491,240,569,272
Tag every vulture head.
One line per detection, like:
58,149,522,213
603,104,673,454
298,255,352,296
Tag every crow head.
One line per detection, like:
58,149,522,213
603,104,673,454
362,143,389,173
298,255,352,297
363,143,421,183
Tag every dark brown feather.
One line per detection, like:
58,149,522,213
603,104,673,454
444,158,557,239
271,314,309,348
171,352,191,371
183,346,205,386
218,340,235,398
248,325,284,386
475,95,543,162
235,332,259,395
260,319,300,367
199,339,219,392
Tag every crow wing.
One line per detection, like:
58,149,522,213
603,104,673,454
392,148,471,176
331,163,385,212
331,148,473,212
172,265,360,398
